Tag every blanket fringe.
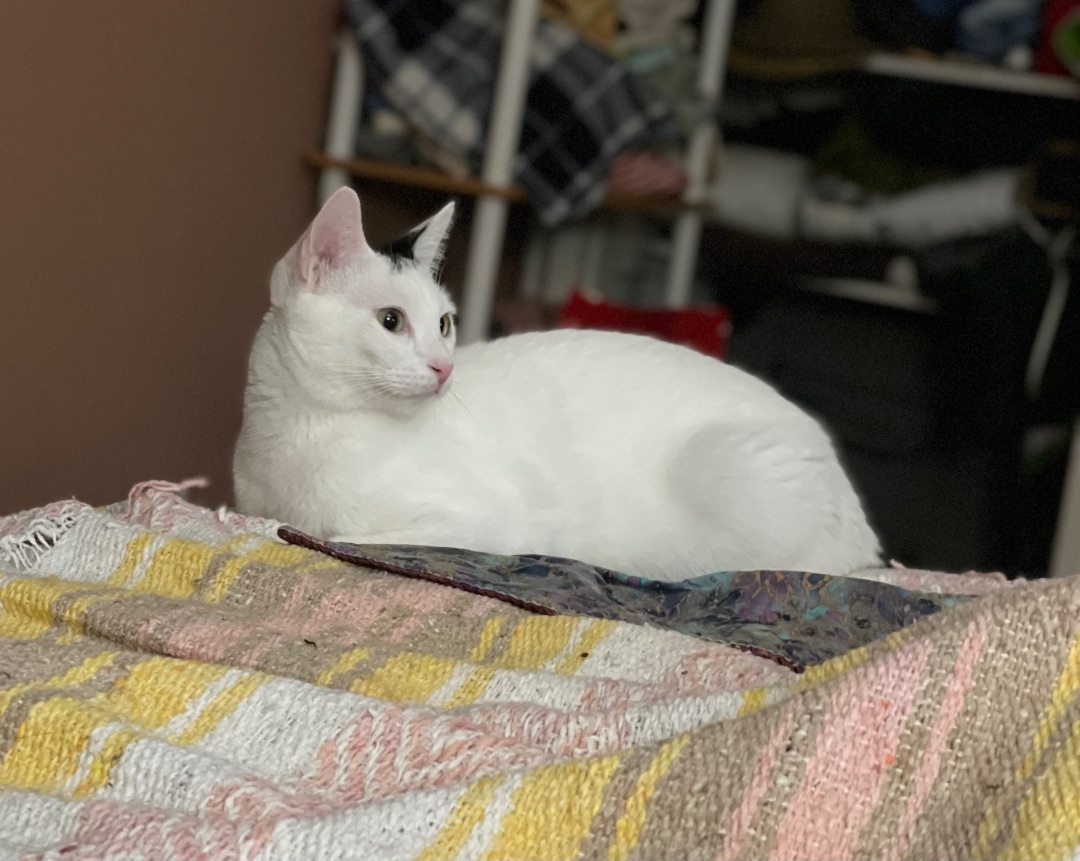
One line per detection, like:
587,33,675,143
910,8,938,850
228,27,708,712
0,502,90,573
128,477,210,501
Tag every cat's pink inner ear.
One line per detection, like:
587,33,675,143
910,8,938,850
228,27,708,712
299,188,369,288
284,229,313,284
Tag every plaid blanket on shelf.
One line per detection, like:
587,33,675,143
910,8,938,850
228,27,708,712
347,0,676,225
0,480,1078,859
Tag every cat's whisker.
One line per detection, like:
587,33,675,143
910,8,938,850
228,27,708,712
448,389,478,427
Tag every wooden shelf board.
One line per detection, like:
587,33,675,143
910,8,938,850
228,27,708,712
308,153,707,216
597,194,709,215
308,153,526,201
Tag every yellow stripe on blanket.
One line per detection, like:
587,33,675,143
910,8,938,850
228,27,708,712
107,531,157,587
417,775,506,861
483,756,622,861
205,539,335,604
0,537,154,638
172,672,266,746
973,628,1080,858
316,646,371,687
497,616,581,670
72,727,143,797
337,618,615,708
1018,629,1080,781
607,735,690,861
136,537,223,599
0,578,111,638
437,619,508,707
353,653,459,704
77,668,265,797
0,696,111,792
0,607,53,640
443,666,497,709
999,715,1080,861
555,620,617,676
799,642,872,689
0,652,116,716
738,687,769,717
109,658,233,729
439,618,614,708
0,656,268,797
470,617,503,663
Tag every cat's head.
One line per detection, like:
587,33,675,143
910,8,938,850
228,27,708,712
263,187,457,414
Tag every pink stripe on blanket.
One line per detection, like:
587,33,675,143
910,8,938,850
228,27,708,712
716,705,800,861
304,581,415,639
137,578,471,669
135,614,262,665
768,640,933,861
132,581,313,663
577,678,632,713
670,648,796,696
884,617,989,861
65,800,242,861
383,580,469,642
318,708,546,803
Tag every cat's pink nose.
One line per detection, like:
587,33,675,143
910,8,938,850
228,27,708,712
429,361,453,386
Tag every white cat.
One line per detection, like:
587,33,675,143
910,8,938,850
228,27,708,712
233,187,881,581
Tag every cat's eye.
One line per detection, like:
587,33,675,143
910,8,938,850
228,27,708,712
378,308,406,333
439,313,454,338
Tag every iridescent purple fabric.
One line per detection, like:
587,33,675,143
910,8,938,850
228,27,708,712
280,527,972,672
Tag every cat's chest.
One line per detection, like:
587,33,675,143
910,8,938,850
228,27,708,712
281,415,461,486
274,413,521,525
323,423,468,485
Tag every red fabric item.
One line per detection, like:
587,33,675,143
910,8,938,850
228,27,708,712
556,290,734,360
607,150,688,198
1035,0,1080,77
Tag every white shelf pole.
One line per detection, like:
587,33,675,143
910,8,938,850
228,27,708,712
459,0,542,344
663,0,738,308
1050,421,1080,578
319,30,364,206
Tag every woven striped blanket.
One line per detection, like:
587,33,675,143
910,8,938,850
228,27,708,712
0,480,1076,860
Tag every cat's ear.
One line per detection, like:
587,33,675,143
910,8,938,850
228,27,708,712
275,187,370,304
297,186,370,283
411,201,455,275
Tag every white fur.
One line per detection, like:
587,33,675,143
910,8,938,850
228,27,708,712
234,189,882,581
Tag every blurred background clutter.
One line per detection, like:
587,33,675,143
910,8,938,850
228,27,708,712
2,0,1077,576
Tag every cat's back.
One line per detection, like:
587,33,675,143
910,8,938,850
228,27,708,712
454,328,802,423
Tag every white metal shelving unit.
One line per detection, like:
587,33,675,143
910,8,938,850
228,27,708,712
317,0,738,343
1052,422,1080,578
662,0,739,308
455,0,543,344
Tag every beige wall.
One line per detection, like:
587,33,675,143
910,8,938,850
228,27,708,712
0,1,342,512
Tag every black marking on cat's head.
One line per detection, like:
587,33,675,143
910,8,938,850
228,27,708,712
378,225,424,266
377,199,457,271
